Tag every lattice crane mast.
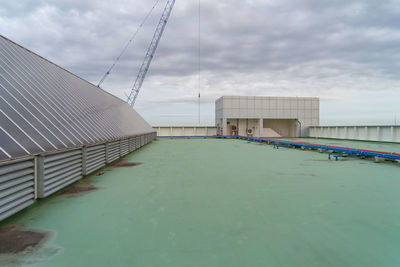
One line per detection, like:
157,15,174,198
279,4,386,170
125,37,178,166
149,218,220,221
127,0,176,107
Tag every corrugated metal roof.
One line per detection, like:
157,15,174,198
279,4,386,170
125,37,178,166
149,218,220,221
0,35,154,162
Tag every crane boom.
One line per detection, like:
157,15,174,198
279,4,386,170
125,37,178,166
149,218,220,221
127,0,176,107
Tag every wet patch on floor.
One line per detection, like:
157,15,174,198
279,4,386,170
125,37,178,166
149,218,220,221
298,173,317,177
0,225,61,266
110,159,143,168
0,225,48,254
59,179,98,196
276,172,317,177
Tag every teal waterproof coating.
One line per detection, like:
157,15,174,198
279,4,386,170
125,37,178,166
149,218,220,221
2,138,400,267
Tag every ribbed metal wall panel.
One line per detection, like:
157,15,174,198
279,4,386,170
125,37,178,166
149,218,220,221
106,141,120,163
86,144,106,175
134,136,139,150
0,133,156,221
0,159,35,221
38,150,83,198
129,137,136,152
120,139,130,156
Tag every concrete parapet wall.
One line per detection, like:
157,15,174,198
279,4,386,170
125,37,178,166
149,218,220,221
154,126,217,137
309,126,400,143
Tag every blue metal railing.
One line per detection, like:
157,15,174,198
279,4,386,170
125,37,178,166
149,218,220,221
237,136,400,161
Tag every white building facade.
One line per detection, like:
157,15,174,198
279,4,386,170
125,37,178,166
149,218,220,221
215,96,320,137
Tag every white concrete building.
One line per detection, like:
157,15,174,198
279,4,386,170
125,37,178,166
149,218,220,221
215,96,320,137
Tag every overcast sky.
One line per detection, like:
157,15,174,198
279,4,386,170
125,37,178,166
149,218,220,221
1,0,400,126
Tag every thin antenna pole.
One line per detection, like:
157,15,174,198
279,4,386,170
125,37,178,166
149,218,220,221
198,0,201,125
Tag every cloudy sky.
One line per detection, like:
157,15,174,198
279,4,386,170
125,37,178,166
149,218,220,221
1,0,400,126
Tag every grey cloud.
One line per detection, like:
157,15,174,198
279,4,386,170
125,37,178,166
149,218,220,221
1,0,400,125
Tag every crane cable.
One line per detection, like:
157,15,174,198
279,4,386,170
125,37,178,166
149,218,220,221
97,0,162,88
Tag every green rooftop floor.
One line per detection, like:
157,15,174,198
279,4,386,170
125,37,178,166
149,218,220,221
1,138,400,266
